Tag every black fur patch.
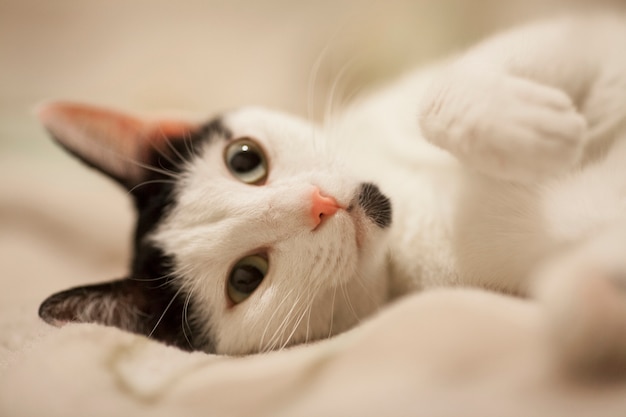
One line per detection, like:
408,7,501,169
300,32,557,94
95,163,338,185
358,183,392,228
128,117,230,351
40,117,230,352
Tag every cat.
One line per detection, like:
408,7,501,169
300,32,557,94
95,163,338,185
37,14,626,355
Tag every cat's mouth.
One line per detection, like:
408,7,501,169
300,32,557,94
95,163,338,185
350,183,392,229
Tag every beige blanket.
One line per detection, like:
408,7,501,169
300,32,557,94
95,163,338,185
3,281,626,416
2,155,626,416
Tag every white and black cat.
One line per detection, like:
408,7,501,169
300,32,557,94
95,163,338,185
38,15,626,355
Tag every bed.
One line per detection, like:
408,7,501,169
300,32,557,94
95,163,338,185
3,1,626,415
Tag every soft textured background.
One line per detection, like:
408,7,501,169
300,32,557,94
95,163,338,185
0,0,624,375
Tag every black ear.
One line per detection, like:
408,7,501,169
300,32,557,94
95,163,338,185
39,278,195,350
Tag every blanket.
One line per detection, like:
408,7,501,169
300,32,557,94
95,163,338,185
2,156,626,416
3,283,626,416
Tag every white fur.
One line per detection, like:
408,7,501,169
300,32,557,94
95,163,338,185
151,15,626,355
153,109,389,353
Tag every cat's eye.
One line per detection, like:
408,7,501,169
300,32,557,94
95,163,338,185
227,254,269,305
224,138,268,185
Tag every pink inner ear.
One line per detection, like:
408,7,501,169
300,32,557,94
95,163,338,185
36,101,197,187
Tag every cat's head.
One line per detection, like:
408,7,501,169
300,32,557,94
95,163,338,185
37,102,392,354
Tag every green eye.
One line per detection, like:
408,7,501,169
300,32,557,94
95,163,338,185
224,138,268,185
227,254,269,305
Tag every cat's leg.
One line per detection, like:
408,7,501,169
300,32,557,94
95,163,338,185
419,16,626,183
532,226,626,377
419,67,586,182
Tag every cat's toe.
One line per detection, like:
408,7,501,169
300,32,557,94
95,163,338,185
482,78,587,182
508,94,587,180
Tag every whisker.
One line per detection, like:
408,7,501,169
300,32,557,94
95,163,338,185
262,246,330,352
128,273,173,287
327,281,338,339
267,291,305,351
150,138,183,172
127,179,177,195
276,268,325,352
307,42,331,127
340,281,360,323
305,267,331,343
280,302,310,350
148,286,184,338
259,287,296,352
135,161,182,180
279,271,326,350
305,300,313,345
157,127,189,167
304,280,320,345
183,130,198,164
128,276,169,282
306,23,351,153
324,56,357,133
351,269,380,311
181,283,197,349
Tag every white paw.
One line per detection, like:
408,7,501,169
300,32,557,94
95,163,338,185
419,69,587,182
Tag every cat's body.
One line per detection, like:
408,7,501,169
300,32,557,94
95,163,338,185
339,14,626,295
38,15,626,355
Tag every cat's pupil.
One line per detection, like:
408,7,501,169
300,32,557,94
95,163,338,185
231,265,264,293
231,149,261,173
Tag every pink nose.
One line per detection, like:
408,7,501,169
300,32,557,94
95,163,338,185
311,187,340,228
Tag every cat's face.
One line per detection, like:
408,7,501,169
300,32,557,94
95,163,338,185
36,103,392,354
154,108,391,353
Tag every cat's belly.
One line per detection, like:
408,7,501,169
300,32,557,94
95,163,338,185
449,175,553,294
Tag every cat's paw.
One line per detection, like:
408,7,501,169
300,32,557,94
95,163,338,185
419,69,587,182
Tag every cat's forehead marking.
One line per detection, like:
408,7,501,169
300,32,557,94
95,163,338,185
195,116,232,144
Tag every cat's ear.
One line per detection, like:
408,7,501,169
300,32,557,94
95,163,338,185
38,278,191,349
36,101,198,189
